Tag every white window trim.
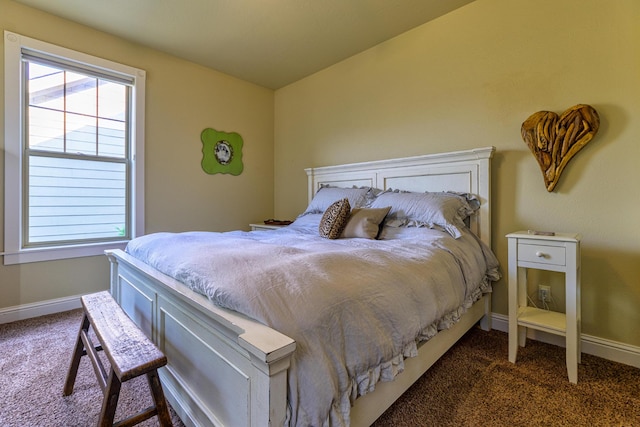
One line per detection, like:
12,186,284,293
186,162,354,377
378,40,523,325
3,31,145,265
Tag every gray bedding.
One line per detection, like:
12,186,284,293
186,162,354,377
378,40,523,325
125,215,500,426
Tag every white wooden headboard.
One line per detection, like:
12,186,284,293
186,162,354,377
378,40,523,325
305,146,495,246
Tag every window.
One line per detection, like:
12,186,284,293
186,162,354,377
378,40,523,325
4,32,145,264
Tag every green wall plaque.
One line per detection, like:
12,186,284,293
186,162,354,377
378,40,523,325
201,128,244,175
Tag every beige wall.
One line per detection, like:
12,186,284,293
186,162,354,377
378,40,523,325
274,0,640,346
2,0,639,349
0,0,274,308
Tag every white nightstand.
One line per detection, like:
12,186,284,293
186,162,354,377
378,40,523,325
250,223,287,231
506,230,582,383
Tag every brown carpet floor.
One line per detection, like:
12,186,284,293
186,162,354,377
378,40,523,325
374,326,640,427
1,309,638,426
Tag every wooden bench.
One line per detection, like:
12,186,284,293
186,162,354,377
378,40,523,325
63,291,173,427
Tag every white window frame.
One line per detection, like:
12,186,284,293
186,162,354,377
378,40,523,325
3,31,145,265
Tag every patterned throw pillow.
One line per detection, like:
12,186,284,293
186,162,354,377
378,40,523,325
319,198,351,239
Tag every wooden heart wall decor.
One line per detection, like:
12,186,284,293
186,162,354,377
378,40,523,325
521,104,599,192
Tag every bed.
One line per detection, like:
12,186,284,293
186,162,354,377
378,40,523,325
105,145,498,427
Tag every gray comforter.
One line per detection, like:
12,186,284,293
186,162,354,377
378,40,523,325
125,214,500,426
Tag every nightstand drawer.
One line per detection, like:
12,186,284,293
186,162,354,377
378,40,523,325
518,243,566,266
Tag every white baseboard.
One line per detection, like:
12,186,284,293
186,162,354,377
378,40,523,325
491,313,640,369
2,300,638,370
0,294,82,325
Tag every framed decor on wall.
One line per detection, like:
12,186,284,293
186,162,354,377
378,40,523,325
201,128,244,175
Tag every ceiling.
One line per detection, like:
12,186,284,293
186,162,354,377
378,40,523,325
14,0,474,89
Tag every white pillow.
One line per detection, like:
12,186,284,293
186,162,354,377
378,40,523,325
288,213,323,231
369,190,479,239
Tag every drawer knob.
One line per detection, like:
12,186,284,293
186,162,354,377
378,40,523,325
536,251,547,258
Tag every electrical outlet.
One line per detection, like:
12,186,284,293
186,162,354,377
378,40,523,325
538,285,551,302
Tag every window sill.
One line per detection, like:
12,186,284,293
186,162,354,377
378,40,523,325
2,241,128,265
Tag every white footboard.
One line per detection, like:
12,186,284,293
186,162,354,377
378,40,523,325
105,249,296,427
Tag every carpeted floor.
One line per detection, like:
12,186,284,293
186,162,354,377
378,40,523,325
1,309,638,426
373,327,640,427
0,309,184,427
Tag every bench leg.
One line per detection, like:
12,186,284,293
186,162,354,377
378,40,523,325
63,314,90,396
147,370,173,426
99,370,122,427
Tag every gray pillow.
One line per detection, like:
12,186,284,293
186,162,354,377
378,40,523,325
370,190,479,239
302,186,374,215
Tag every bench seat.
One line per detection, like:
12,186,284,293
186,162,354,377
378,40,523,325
63,291,172,427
